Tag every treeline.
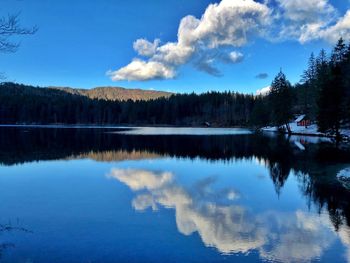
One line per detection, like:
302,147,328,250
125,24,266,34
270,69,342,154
0,38,349,130
0,83,122,124
0,82,255,126
254,38,350,137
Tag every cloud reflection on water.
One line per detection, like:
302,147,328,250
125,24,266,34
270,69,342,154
108,168,350,262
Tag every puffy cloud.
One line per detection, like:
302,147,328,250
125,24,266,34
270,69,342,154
229,51,244,63
109,0,270,81
277,0,335,24
154,42,194,65
338,225,350,262
311,10,350,44
256,86,271,95
110,166,350,263
273,0,335,42
109,0,350,81
133,38,160,57
259,211,335,262
298,11,350,44
110,167,342,261
181,0,271,48
107,168,173,190
111,168,267,253
275,0,350,44
107,59,175,81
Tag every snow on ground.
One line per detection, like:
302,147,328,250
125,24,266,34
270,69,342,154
337,168,350,189
262,122,350,139
338,168,350,179
262,123,321,135
261,127,332,145
341,129,350,138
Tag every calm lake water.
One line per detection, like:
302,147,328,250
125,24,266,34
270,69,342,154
0,127,350,263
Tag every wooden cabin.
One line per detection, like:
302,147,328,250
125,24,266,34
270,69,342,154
295,115,311,127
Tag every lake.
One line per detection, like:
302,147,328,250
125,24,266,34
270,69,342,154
0,127,349,263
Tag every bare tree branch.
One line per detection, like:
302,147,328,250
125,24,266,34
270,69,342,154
0,13,37,53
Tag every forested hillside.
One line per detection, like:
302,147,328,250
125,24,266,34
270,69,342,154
50,86,172,101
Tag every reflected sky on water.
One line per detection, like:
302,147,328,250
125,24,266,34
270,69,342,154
0,127,349,262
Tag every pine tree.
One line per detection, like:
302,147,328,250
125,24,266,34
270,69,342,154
251,96,270,127
301,53,317,119
342,43,350,128
269,70,293,133
317,38,347,139
316,49,330,133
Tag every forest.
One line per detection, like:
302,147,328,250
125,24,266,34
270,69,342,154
0,39,350,136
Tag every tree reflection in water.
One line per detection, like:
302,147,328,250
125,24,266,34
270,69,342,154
0,126,350,260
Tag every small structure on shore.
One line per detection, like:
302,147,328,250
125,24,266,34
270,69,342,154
295,115,311,127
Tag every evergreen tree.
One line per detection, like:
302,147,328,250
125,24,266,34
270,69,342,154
269,71,293,133
250,96,270,127
342,43,350,127
301,52,317,119
316,49,331,133
318,39,347,139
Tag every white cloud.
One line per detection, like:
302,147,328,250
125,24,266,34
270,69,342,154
133,38,160,57
316,10,350,43
107,168,173,190
256,86,271,95
298,11,350,43
109,0,270,81
110,167,342,261
277,0,335,23
108,59,175,81
338,225,350,262
275,0,350,44
108,0,350,81
154,42,194,65
181,0,271,49
229,51,244,63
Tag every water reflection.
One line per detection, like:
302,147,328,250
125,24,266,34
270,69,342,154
113,127,252,135
109,168,350,262
0,222,32,260
2,127,349,226
1,127,350,262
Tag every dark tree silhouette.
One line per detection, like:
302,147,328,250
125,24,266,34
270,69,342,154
317,38,348,139
269,70,293,133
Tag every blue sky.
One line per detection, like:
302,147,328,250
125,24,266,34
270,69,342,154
1,0,350,94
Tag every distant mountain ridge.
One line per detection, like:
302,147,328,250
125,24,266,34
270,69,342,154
50,86,172,101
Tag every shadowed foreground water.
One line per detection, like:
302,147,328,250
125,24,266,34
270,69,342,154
0,127,349,262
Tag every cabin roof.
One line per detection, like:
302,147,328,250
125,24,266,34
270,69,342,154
295,114,306,123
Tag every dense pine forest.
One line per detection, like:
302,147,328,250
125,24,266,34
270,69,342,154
0,83,256,126
1,39,350,134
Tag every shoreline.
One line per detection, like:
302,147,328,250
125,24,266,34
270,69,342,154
261,124,350,141
0,124,250,129
1,124,349,141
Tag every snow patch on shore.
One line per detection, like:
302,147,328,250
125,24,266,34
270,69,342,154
338,168,350,179
262,122,350,139
337,168,350,189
